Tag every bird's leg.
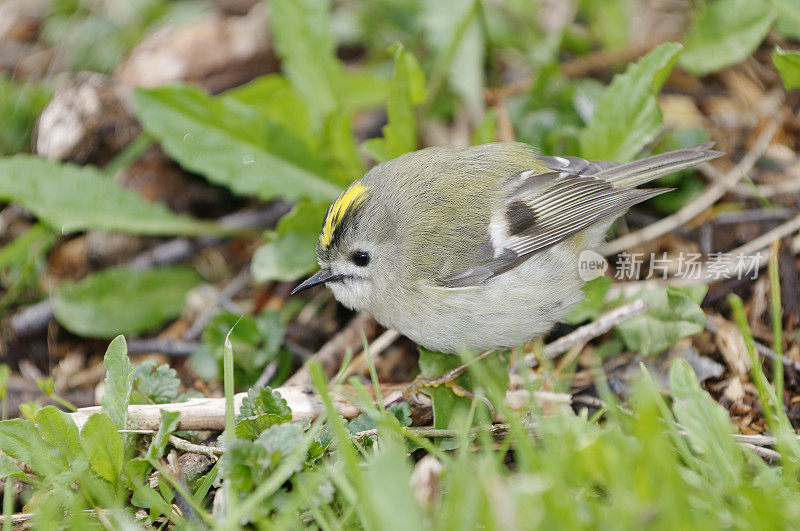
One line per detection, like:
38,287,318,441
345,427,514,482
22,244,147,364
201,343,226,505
403,348,501,402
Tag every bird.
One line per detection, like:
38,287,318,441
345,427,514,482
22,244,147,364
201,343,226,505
292,142,721,354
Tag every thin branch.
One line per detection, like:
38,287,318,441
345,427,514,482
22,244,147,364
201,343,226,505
168,435,223,458
524,299,650,367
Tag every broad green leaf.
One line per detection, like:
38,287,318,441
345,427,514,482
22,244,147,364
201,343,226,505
225,74,317,153
362,47,426,162
80,413,123,486
0,454,24,481
0,418,63,477
580,42,683,161
417,348,507,431
35,406,81,461
134,86,340,202
776,0,800,40
269,0,341,121
422,0,484,120
256,423,305,462
53,266,202,338
615,286,707,356
147,410,180,461
0,156,225,236
102,335,133,430
251,202,328,283
773,46,800,90
679,0,776,76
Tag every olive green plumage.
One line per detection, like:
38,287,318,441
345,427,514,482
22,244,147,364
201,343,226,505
295,142,721,353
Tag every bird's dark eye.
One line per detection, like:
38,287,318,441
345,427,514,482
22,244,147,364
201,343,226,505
351,251,370,267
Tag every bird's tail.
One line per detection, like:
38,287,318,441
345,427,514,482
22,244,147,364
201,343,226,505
597,142,723,189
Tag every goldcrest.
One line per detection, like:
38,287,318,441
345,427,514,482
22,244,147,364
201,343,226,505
293,142,721,353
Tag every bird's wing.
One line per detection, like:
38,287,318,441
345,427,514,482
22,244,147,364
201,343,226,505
435,155,670,288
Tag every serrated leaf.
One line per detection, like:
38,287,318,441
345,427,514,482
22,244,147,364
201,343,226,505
251,202,328,283
53,266,201,338
147,410,180,461
239,387,293,419
0,155,225,236
35,406,81,461
220,439,270,493
679,0,775,76
80,413,123,486
124,458,151,492
615,286,706,356
776,0,800,40
347,414,377,436
580,42,683,161
362,47,425,162
134,86,340,202
102,335,133,430
131,361,181,404
773,46,800,91
256,423,305,463
236,387,292,439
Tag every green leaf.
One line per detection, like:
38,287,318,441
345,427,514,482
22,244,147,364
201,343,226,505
0,75,51,156
220,439,270,493
422,0,484,120
251,202,329,283
580,42,683,161
124,458,151,492
679,0,776,76
256,423,305,463
269,0,340,121
147,410,180,461
53,265,202,338
615,286,707,356
0,454,25,481
0,155,225,236
225,74,317,153
194,310,288,385
773,46,800,91
131,361,181,404
776,0,800,40
131,485,171,520
34,406,81,461
80,413,123,486
362,47,425,162
0,224,55,272
236,387,293,440
669,360,743,483
102,335,133,430
417,348,507,431
134,86,340,202
0,418,63,477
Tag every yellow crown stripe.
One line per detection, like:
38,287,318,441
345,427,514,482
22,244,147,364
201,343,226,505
319,181,370,248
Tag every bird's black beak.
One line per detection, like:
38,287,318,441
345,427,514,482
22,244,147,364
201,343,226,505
291,268,343,295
